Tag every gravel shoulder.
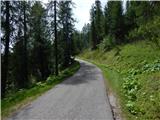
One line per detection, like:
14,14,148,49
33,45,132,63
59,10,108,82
8,59,114,120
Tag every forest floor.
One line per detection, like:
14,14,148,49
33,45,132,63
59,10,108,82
6,60,114,120
78,40,160,120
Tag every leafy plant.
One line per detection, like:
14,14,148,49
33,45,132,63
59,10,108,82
98,35,115,52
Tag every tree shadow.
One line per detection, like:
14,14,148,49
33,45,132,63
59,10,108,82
61,61,98,85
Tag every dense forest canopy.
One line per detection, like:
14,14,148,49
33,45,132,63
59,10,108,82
1,0,78,97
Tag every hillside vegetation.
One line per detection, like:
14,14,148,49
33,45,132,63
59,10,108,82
79,40,160,120
78,2,160,119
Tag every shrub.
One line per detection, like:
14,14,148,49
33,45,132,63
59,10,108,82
98,35,115,52
128,16,160,48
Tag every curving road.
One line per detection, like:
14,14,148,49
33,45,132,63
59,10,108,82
8,59,114,120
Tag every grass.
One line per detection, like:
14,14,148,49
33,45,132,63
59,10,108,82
78,40,160,120
1,61,80,119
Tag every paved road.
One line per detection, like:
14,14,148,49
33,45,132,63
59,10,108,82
8,60,114,120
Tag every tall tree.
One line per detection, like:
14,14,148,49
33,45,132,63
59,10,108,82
72,30,82,54
108,1,124,44
81,23,90,49
94,0,104,44
11,1,31,88
90,1,103,49
30,1,52,81
104,4,109,36
90,4,97,49
13,26,25,88
1,1,11,97
58,1,75,67
22,1,29,87
124,1,138,42
54,0,58,76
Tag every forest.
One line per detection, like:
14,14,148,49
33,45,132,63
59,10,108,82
1,1,78,97
1,1,81,117
1,1,160,120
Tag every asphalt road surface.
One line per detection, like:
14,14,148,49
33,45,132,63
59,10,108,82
8,59,114,120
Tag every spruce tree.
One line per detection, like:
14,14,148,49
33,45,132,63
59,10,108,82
58,1,75,67
1,1,11,97
94,0,104,44
90,4,97,49
30,1,51,81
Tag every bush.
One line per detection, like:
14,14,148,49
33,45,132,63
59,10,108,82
128,16,160,48
46,76,55,85
98,35,115,52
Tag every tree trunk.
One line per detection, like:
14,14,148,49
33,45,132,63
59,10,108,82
54,0,58,76
23,1,28,87
2,1,10,98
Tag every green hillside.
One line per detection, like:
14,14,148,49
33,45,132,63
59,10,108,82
79,40,160,120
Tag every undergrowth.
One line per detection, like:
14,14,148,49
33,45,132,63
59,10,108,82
79,40,160,120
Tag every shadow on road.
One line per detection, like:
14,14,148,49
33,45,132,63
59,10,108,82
61,61,98,85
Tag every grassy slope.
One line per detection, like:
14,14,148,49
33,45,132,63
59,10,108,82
79,40,160,120
1,61,80,119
